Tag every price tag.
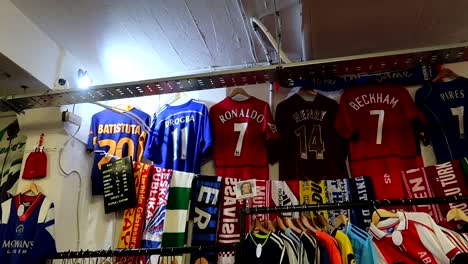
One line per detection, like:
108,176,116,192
392,230,403,246
17,204,25,217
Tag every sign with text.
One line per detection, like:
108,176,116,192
102,156,136,214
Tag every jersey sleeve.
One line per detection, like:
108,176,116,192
87,115,97,151
143,114,160,162
402,88,430,144
263,102,279,142
413,212,460,260
200,104,213,155
335,93,354,140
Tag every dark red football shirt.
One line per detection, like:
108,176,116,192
335,84,427,178
209,97,279,179
275,93,348,181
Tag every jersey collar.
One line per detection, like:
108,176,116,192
14,193,44,222
369,212,408,240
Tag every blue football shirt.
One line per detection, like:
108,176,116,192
87,108,151,195
144,99,212,173
416,78,468,163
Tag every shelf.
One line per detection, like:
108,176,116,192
2,42,468,113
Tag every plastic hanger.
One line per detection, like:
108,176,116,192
166,92,190,106
21,182,39,196
371,209,399,225
334,213,348,228
229,87,250,101
447,208,468,222
433,67,459,82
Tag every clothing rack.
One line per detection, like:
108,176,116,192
237,195,468,263
50,245,236,259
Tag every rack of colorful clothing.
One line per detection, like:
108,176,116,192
237,196,468,264
49,245,235,263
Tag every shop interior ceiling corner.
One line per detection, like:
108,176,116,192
3,1,468,264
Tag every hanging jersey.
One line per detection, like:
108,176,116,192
210,97,279,180
331,229,355,264
87,108,150,195
190,175,222,264
0,120,26,203
439,225,468,252
145,99,212,174
315,230,342,264
0,193,56,264
278,231,299,264
369,211,459,264
275,93,348,181
335,84,427,178
344,223,378,264
244,232,286,264
348,176,376,229
300,231,319,264
415,78,468,163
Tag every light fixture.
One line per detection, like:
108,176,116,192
77,69,92,89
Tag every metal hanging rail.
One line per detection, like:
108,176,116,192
2,42,468,113
50,245,236,259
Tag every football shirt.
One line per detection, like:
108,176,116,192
415,78,468,163
244,232,286,264
87,108,150,195
0,193,56,264
275,93,348,181
210,97,279,180
144,99,212,173
335,84,427,178
369,211,459,264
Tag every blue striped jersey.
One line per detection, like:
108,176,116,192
144,99,212,173
0,193,56,263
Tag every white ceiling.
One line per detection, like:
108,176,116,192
8,0,468,87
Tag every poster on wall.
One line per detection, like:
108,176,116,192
102,156,136,213
0,120,26,203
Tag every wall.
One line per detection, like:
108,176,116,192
3,61,468,257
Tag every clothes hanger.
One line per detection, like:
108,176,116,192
300,215,318,233
229,87,251,101
267,219,276,232
447,208,468,222
334,213,348,229
371,208,399,225
166,92,190,106
315,213,334,232
283,217,302,234
293,217,308,232
433,67,460,82
252,217,270,234
276,216,287,232
21,182,39,196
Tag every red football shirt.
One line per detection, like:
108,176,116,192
210,97,279,179
335,84,427,178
